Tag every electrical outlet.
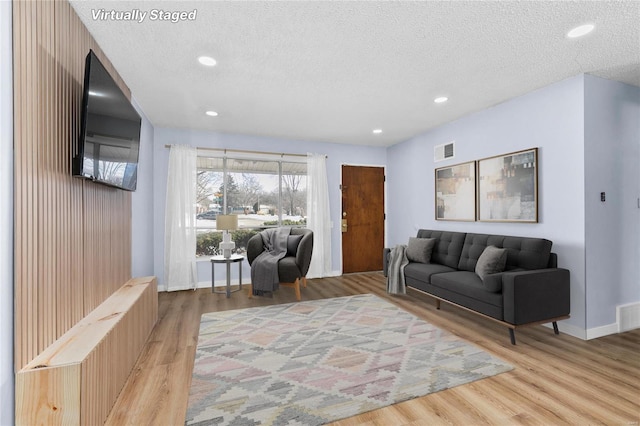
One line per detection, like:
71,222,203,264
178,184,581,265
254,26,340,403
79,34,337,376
600,192,606,202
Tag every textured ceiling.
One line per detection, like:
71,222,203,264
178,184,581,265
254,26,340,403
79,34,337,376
69,1,640,147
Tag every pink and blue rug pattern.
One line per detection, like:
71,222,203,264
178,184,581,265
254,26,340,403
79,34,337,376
185,294,512,425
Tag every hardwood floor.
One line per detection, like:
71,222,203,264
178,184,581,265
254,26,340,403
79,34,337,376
105,272,640,425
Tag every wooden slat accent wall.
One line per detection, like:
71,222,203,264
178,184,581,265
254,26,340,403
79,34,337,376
13,0,133,370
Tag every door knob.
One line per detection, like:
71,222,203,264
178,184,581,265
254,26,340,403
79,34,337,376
341,219,348,233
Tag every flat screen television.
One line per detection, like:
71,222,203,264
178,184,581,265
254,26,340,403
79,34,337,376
73,50,141,191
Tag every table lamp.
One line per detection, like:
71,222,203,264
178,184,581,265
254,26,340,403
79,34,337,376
216,214,238,258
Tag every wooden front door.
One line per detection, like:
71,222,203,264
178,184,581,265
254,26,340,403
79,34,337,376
341,165,385,273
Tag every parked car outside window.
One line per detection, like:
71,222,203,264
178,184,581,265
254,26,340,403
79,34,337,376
197,210,218,220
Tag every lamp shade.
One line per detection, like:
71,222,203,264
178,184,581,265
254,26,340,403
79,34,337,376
216,214,238,231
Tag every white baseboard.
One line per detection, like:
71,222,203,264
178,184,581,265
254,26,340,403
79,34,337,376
545,321,612,340
197,271,344,289
550,320,626,341
586,322,619,340
544,302,640,341
306,270,342,279
583,302,640,339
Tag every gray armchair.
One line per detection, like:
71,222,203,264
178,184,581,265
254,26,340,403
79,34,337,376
246,228,314,300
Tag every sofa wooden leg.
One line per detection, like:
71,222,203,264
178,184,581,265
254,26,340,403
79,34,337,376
247,283,253,298
552,321,560,335
509,328,516,345
435,300,441,310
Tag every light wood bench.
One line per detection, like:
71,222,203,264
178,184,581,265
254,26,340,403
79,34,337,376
15,276,158,425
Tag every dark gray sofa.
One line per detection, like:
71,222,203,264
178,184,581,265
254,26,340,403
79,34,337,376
384,229,570,344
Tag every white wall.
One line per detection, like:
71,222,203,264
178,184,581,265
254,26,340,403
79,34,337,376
131,99,155,278
584,75,640,331
0,1,14,424
147,128,387,290
387,75,587,334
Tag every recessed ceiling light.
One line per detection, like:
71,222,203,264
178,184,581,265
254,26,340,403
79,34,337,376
198,56,217,66
205,111,218,117
373,129,383,134
567,24,594,38
434,97,448,104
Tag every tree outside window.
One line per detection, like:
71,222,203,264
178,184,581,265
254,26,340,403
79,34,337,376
195,156,307,256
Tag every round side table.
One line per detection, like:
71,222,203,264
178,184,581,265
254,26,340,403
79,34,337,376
210,254,244,298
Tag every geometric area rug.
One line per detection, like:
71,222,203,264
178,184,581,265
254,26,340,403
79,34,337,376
185,294,512,425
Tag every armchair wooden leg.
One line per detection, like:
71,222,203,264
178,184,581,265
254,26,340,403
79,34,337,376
247,283,253,298
302,277,307,288
293,278,301,301
274,279,305,300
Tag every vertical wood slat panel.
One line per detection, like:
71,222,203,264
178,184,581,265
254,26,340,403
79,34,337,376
13,0,21,377
13,0,24,373
42,0,54,362
33,0,41,356
24,0,37,371
20,0,29,373
70,0,85,332
48,0,57,346
71,0,86,324
13,0,135,370
54,0,66,338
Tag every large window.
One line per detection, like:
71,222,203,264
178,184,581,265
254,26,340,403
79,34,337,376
195,155,307,257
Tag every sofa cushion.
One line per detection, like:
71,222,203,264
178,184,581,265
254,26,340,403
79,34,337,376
475,246,508,281
430,271,503,309
404,262,457,283
416,230,466,268
406,237,436,263
409,280,504,320
458,233,552,272
481,273,503,293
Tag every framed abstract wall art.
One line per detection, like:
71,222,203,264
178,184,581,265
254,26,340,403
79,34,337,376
477,148,538,222
435,161,476,221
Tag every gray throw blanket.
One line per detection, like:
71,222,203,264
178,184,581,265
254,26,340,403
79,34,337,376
387,244,408,295
251,227,291,297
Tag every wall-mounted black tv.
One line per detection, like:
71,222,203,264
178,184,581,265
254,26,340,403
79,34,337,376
73,50,141,191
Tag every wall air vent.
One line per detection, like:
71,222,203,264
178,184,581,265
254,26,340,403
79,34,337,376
434,141,455,162
617,302,640,332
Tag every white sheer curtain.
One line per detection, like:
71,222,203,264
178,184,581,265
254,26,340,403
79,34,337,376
164,144,198,291
306,153,332,278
